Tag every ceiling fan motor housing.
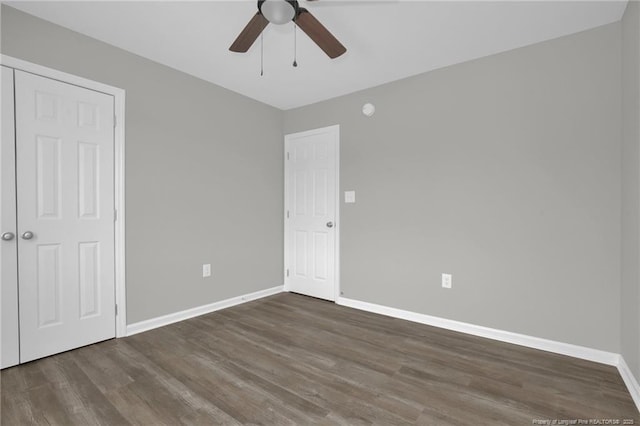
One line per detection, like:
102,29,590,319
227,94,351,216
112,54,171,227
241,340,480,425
258,0,299,25
230,0,346,59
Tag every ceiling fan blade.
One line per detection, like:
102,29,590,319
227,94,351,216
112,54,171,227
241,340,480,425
295,8,346,59
229,12,269,53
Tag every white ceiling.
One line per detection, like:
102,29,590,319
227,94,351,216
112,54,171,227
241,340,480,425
5,0,628,110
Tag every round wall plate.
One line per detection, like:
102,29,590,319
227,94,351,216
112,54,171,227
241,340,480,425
362,103,375,117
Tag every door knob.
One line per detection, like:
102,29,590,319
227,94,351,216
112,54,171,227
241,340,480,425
326,222,334,228
1,232,15,241
21,231,34,240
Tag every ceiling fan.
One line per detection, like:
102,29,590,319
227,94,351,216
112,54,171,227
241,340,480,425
229,0,347,59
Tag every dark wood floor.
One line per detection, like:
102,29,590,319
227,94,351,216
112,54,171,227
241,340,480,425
2,293,638,425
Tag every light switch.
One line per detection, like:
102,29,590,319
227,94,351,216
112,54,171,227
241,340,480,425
345,191,356,203
203,264,211,278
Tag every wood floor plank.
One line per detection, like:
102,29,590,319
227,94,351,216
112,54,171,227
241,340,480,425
107,340,241,425
73,342,135,394
186,326,403,424
1,386,50,426
2,292,638,425
41,356,130,426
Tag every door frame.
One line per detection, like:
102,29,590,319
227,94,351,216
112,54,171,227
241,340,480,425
284,125,340,301
1,55,127,337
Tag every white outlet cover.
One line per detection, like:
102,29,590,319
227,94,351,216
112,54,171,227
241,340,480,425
345,191,356,203
442,273,452,289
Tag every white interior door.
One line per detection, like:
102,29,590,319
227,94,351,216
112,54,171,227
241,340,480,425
15,70,116,363
1,66,20,369
285,125,339,301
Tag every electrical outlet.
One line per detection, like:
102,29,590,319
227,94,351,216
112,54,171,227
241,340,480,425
202,264,211,278
442,273,452,289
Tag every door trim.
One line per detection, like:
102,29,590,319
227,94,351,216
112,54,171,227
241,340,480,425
1,55,127,337
284,125,340,301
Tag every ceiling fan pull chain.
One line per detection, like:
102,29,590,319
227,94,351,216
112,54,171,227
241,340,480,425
260,31,264,76
293,20,298,68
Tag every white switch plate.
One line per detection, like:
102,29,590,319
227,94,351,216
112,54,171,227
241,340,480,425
442,273,452,289
345,191,356,203
203,264,211,278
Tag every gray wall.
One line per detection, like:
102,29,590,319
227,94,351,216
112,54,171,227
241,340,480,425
622,0,640,380
1,5,629,357
285,24,622,352
1,6,284,324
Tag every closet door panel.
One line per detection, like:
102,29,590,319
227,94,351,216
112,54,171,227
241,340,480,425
15,70,116,363
1,66,19,369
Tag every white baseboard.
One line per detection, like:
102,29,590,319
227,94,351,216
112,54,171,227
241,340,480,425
124,290,639,412
336,297,619,366
337,297,640,411
126,285,283,336
618,356,640,410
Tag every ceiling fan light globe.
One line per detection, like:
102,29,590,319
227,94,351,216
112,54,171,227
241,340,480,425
260,0,296,25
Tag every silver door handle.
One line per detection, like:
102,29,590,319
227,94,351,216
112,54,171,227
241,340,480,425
1,232,15,241
326,222,334,228
21,231,34,240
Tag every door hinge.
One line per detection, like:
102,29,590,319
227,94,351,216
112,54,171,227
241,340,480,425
114,209,118,222
286,152,290,160
286,210,289,219
286,269,289,277
115,304,118,316
114,115,117,128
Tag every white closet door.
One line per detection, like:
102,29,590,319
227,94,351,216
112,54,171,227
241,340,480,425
1,66,19,369
285,126,338,301
15,70,116,363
